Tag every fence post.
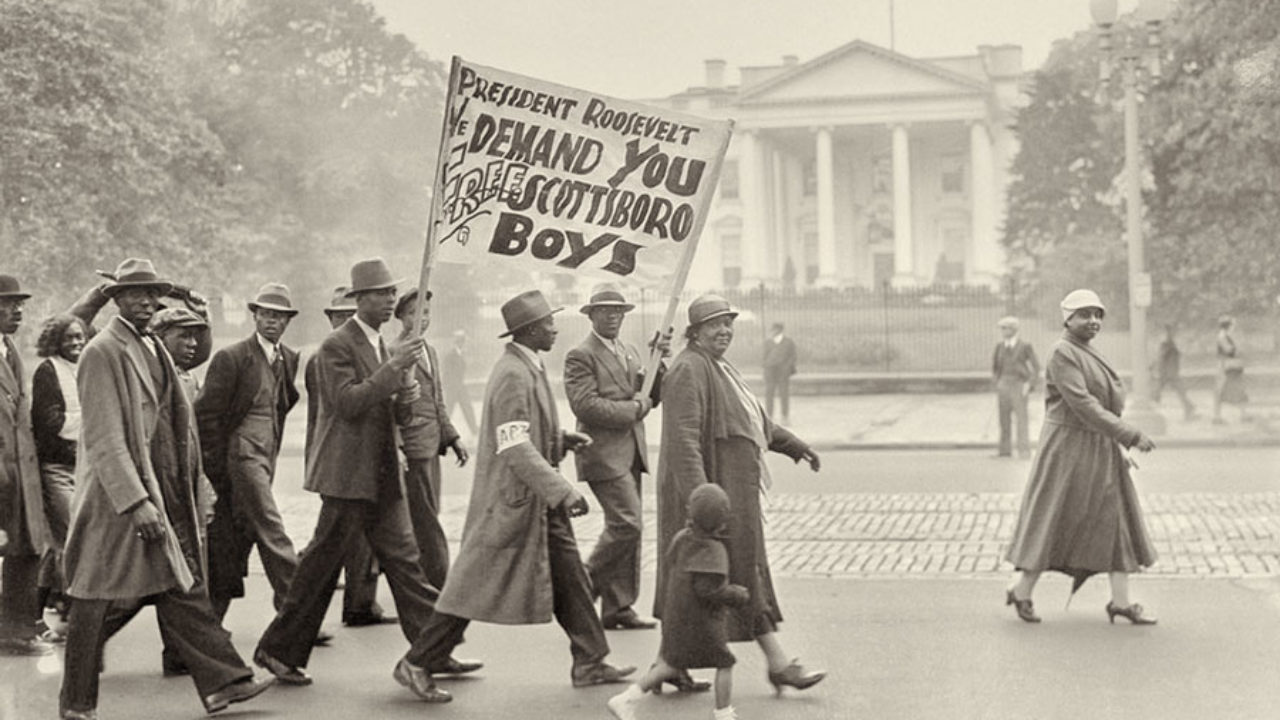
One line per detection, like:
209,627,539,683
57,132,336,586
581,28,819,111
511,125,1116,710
881,280,891,373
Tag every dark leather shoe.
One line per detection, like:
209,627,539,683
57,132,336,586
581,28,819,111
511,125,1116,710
253,647,312,686
654,668,711,694
767,659,825,697
1006,589,1042,624
393,658,452,703
202,675,274,714
572,661,637,687
428,656,484,675
1106,601,1157,625
344,613,398,627
601,609,657,630
0,636,54,656
313,630,334,646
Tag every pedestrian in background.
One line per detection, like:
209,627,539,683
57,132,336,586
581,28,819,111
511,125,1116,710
1152,324,1196,421
991,316,1040,459
656,294,825,696
609,484,751,720
0,275,55,657
1212,314,1248,424
1005,289,1158,626
443,329,478,435
762,322,797,425
30,314,88,639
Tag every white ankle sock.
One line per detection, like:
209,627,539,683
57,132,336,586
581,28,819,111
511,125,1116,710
713,705,737,720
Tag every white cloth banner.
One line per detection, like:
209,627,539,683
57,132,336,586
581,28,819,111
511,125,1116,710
432,57,733,281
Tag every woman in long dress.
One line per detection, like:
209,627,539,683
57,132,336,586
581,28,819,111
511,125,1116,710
1004,289,1158,625
1212,315,1248,424
654,294,825,696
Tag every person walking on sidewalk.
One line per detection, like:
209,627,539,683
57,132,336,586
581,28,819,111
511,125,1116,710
195,283,303,622
1004,289,1158,626
991,316,1040,458
609,484,751,720
564,284,669,634
655,294,825,697
399,290,636,694
1212,315,1249,424
59,258,274,719
1152,324,1196,421
762,322,797,425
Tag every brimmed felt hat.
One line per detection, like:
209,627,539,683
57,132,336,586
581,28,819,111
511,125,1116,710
686,294,738,326
323,286,357,315
344,258,403,297
0,275,31,300
997,316,1020,329
102,258,173,298
499,290,562,338
1060,289,1106,321
579,284,635,314
247,282,299,315
394,287,434,319
150,307,208,335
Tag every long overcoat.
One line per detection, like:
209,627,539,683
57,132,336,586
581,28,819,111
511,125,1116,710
0,335,52,556
434,343,574,625
63,318,205,599
654,344,809,641
1005,332,1156,575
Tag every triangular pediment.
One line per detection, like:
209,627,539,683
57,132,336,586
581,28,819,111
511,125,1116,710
739,40,988,103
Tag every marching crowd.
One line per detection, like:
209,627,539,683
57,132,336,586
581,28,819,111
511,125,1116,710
0,257,828,720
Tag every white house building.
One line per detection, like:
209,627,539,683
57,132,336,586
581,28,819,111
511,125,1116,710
652,40,1026,291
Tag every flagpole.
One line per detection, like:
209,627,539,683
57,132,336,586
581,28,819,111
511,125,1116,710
412,56,463,339
638,120,736,397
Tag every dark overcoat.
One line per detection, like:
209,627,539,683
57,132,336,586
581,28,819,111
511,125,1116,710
654,345,808,641
434,343,575,624
0,335,52,556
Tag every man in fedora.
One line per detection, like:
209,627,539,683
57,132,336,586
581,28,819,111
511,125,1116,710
195,283,303,622
61,258,273,718
400,289,637,691
255,258,460,703
393,287,469,590
308,286,392,628
0,274,55,656
564,284,674,636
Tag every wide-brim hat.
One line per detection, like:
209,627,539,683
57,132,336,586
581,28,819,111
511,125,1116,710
0,275,31,300
499,290,563,338
102,258,174,298
579,284,635,314
394,287,434,319
247,282,299,315
150,307,209,334
687,294,738,326
345,257,403,297
323,286,357,315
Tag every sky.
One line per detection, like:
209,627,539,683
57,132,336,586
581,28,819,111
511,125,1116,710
371,0,1116,99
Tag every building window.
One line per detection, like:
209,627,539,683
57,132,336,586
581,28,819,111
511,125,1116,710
721,233,742,288
719,160,739,200
940,154,966,195
802,159,817,197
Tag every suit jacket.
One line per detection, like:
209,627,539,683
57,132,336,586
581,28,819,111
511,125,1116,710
0,336,51,556
304,318,404,501
195,334,299,491
563,333,660,483
762,335,797,377
31,357,77,466
435,343,575,625
395,343,459,460
63,318,204,598
992,338,1041,385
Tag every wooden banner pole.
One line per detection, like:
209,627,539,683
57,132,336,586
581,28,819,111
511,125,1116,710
412,56,463,340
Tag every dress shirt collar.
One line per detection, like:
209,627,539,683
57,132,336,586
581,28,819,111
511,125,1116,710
510,341,544,371
256,332,279,362
352,315,383,354
592,330,622,355
115,316,157,356
0,335,7,360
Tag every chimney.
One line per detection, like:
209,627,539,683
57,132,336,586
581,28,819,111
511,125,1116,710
782,54,799,67
704,58,726,89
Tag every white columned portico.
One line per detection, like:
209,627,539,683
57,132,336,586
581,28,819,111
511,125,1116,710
815,126,837,286
771,147,790,278
891,124,915,285
969,121,998,285
736,129,764,284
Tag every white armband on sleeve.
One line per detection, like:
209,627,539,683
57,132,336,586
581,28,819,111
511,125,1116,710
495,420,531,454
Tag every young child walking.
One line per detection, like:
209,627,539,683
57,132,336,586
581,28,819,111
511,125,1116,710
608,483,751,720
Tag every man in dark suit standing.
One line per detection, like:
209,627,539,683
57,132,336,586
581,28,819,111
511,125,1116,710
253,258,458,703
763,322,797,425
0,274,54,656
992,316,1041,458
196,283,302,620
564,285,666,633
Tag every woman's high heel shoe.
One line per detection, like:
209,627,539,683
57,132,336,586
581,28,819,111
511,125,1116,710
1005,589,1041,623
767,659,825,697
1106,601,1157,625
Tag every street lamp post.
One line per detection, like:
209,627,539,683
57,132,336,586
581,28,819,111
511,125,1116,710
1091,0,1168,435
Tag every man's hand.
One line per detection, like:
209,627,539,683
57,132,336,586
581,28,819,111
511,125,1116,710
564,430,592,452
389,337,426,370
130,501,166,543
633,395,653,420
649,327,674,358
449,438,470,467
798,448,821,472
398,379,422,402
561,487,589,518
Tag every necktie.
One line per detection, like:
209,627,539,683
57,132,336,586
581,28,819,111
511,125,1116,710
378,338,389,364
